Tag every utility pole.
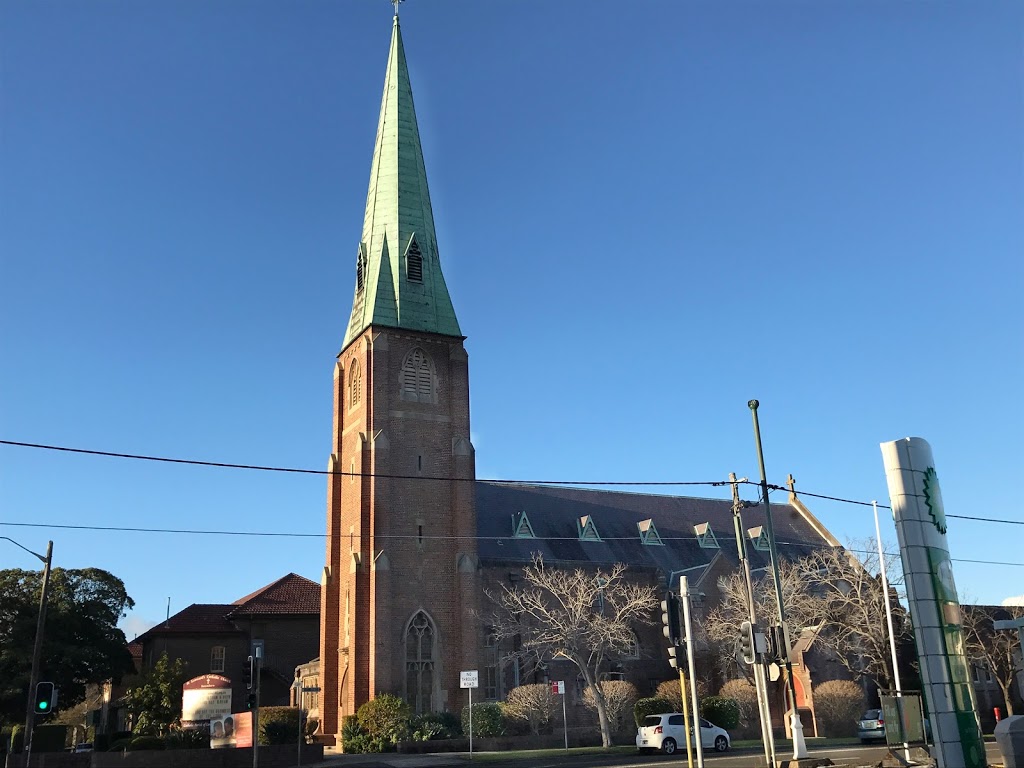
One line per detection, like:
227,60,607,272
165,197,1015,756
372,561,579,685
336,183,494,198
730,474,776,768
748,400,808,760
24,540,53,766
253,646,262,768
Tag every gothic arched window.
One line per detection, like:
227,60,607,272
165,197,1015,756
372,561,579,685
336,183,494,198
349,361,361,408
400,348,434,402
405,611,436,715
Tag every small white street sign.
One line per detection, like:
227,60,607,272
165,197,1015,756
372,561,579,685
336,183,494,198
460,670,479,689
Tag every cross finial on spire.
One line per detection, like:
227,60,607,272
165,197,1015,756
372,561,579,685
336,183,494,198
391,0,403,18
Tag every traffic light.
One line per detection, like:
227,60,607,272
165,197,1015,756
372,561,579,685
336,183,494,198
667,643,684,669
245,655,254,690
246,693,257,710
34,682,57,714
661,592,681,645
739,620,755,665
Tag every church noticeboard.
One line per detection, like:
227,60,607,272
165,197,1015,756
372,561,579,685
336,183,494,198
181,675,232,727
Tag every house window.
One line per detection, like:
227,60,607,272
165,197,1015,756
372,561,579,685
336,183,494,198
349,361,361,408
405,611,436,715
406,238,423,283
210,646,225,673
400,348,434,402
483,665,498,701
623,633,639,659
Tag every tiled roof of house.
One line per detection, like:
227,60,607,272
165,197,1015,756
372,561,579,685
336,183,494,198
229,573,320,616
475,482,833,585
134,604,240,644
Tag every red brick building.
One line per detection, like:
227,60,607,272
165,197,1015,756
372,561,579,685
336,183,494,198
134,573,319,714
315,11,843,744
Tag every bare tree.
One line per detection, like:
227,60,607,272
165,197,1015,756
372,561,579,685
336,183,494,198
502,683,559,735
800,541,910,689
485,554,657,748
703,539,909,690
962,605,1024,716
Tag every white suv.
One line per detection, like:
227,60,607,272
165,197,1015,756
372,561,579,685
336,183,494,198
636,713,731,754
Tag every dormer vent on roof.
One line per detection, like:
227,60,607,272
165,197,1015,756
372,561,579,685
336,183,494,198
637,519,663,546
747,525,769,551
694,522,719,549
513,511,536,539
578,515,601,542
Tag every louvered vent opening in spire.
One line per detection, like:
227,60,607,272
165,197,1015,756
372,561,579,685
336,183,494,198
406,238,423,283
356,252,366,293
400,348,434,402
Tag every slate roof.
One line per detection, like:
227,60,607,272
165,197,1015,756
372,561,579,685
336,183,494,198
229,573,320,616
135,604,240,641
475,482,833,584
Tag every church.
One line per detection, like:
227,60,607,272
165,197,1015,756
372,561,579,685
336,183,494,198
314,10,839,744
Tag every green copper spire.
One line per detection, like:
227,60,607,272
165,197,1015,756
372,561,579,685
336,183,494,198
343,14,461,349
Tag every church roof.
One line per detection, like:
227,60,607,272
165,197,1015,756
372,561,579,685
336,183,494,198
343,14,461,349
475,482,832,583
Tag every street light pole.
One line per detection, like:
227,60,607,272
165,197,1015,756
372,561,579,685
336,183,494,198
747,401,808,760
1,537,54,764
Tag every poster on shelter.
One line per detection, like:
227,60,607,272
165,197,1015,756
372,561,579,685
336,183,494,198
211,712,252,749
181,675,232,727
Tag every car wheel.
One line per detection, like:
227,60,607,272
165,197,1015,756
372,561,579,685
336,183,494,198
715,735,729,752
662,738,677,755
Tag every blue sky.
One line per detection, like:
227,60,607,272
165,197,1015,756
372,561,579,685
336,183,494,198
1,0,1021,639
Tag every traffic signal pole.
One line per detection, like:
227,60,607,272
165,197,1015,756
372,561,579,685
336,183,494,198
730,475,776,768
24,540,53,767
748,401,808,760
662,594,693,768
679,577,704,768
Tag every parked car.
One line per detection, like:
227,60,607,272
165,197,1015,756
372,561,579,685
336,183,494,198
636,713,731,754
858,709,886,743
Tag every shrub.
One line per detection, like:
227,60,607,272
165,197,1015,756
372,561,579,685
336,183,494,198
700,696,740,731
719,679,760,738
634,696,675,727
341,715,368,754
410,712,461,741
656,677,709,711
583,681,639,734
164,727,209,750
461,702,505,737
8,726,25,754
813,679,864,737
108,738,133,752
502,683,559,735
357,694,411,746
259,706,304,745
31,725,68,753
128,735,166,751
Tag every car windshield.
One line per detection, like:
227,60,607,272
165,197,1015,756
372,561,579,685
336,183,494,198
642,716,663,728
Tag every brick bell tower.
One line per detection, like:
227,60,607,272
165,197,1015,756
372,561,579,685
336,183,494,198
318,10,479,742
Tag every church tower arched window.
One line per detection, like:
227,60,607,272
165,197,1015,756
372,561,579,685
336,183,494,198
400,348,434,402
405,611,436,715
349,361,361,408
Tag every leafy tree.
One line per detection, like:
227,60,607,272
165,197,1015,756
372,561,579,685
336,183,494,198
124,653,188,735
502,683,558,735
962,605,1024,716
0,567,135,725
485,554,657,748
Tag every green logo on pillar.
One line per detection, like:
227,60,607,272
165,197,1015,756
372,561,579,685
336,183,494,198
922,467,947,534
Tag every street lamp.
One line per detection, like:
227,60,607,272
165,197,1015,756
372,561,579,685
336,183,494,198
1,537,54,760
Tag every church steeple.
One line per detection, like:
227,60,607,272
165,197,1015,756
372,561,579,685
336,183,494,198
343,15,461,350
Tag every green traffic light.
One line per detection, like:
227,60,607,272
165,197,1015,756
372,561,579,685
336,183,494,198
37,701,47,710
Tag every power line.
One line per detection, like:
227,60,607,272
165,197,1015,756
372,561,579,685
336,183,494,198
1,519,1021,568
3,438,1022,527
0,440,724,488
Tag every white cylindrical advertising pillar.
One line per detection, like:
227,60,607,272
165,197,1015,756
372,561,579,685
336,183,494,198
880,437,987,768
